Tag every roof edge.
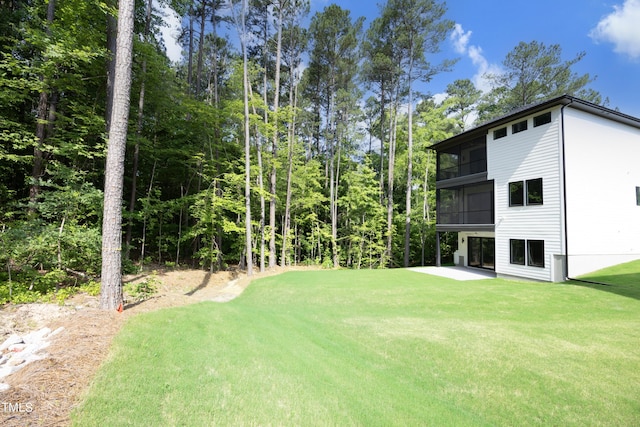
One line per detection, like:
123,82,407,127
431,95,640,150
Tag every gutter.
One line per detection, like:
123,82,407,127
560,100,571,281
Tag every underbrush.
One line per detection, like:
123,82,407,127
0,268,102,305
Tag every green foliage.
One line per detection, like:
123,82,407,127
478,40,601,121
124,275,159,303
339,160,386,268
5,0,606,277
80,280,101,297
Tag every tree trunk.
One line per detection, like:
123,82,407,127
281,81,297,267
187,4,194,92
240,0,253,276
268,3,284,268
29,0,56,212
100,0,135,310
195,0,207,96
106,0,117,133
125,0,152,257
404,62,414,268
248,83,266,273
386,98,399,265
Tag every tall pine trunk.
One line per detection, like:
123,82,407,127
268,3,284,268
281,73,298,267
386,96,399,265
195,0,207,96
404,61,414,268
239,0,253,275
29,0,56,212
100,0,135,310
125,0,152,256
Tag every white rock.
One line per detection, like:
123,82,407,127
0,382,9,392
23,327,52,344
50,326,65,337
0,334,24,352
7,358,25,367
8,343,27,352
0,364,20,380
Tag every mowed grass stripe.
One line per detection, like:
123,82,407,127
73,268,640,426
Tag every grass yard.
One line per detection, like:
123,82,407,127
72,268,640,426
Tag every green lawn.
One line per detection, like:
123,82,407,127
72,268,640,426
576,259,640,299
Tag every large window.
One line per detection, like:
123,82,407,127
527,240,545,267
526,178,543,205
437,182,494,225
510,239,525,265
436,136,487,180
509,182,524,206
509,178,543,206
509,239,545,268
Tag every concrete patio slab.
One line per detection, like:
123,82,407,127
408,266,496,281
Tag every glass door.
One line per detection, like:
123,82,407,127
468,237,495,270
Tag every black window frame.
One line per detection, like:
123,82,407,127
512,120,528,134
509,178,543,207
533,112,551,127
509,181,524,206
526,178,543,205
527,240,545,268
493,127,507,139
510,239,525,265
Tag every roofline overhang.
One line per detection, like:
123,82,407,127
431,95,640,151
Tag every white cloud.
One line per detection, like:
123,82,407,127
450,23,471,54
590,0,640,60
449,23,501,93
156,1,183,63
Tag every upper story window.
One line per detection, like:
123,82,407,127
512,120,528,134
636,186,640,206
533,112,551,127
509,178,543,206
509,182,524,206
493,127,507,139
526,178,543,205
436,136,487,180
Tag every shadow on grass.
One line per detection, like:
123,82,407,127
568,273,640,301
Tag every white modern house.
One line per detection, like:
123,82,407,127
432,95,640,281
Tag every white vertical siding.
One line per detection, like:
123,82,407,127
487,109,563,281
563,108,640,277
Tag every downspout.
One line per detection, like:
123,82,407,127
560,101,571,280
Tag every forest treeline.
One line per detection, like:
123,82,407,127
0,0,602,303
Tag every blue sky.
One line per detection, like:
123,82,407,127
159,0,640,117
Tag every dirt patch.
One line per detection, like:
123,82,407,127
0,265,311,426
